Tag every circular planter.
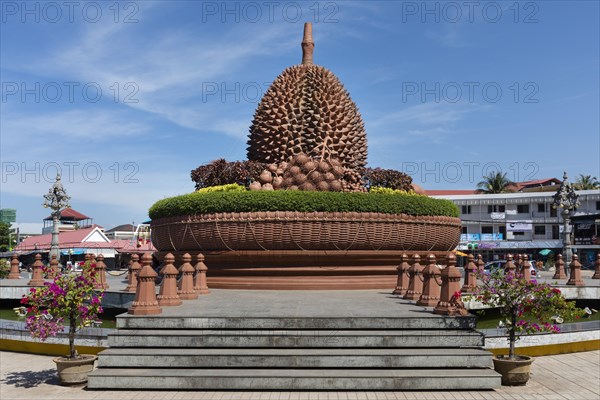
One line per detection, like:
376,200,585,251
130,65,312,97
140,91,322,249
150,212,460,290
151,212,461,252
53,354,97,385
493,355,534,386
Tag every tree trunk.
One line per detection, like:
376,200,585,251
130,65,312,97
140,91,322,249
69,315,77,359
508,313,516,359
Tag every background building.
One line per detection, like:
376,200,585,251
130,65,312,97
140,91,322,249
41,208,94,234
104,224,136,240
431,189,600,268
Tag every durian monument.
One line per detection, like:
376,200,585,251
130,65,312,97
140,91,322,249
149,23,461,289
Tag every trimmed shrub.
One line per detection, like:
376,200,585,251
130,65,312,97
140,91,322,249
149,191,459,220
196,184,246,193
369,186,418,195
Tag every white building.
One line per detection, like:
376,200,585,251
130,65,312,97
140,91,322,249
430,189,600,268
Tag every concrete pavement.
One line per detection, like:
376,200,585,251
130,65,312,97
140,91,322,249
1,350,598,399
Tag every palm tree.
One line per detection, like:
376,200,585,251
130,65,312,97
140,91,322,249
573,175,600,190
476,172,514,194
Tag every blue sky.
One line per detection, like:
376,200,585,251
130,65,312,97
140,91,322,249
1,0,599,228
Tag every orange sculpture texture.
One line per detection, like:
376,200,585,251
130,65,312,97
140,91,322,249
247,23,367,177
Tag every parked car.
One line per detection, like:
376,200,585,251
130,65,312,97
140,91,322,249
483,259,538,276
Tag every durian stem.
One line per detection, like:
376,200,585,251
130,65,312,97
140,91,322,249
301,23,314,65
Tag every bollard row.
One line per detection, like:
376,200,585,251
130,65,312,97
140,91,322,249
393,251,595,314
128,252,211,315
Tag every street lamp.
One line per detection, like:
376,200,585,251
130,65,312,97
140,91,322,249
43,174,71,266
552,171,580,273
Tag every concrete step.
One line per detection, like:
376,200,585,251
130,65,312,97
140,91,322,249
88,368,501,390
116,316,476,330
97,348,493,368
107,329,484,348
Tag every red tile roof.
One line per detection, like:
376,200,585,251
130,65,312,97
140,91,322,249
425,178,561,196
44,208,91,221
507,178,561,192
15,227,156,253
15,225,108,251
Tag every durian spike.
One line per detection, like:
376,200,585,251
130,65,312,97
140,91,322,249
302,22,314,65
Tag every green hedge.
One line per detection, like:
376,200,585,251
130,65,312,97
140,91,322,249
149,191,459,220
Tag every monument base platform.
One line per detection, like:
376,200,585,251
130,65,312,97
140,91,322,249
158,250,454,290
88,290,500,390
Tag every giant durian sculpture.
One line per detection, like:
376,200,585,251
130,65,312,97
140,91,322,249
247,23,368,176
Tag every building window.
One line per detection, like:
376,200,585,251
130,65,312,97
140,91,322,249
552,225,559,239
482,226,493,234
499,226,506,238
461,205,472,214
487,205,506,213
517,204,529,214
462,227,467,234
550,206,557,217
596,201,600,210
534,225,546,235
513,231,525,236
537,203,546,213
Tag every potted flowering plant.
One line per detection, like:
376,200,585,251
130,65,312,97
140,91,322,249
474,266,583,386
21,261,104,385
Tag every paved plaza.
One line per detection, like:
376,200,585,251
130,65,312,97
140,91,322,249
0,350,598,399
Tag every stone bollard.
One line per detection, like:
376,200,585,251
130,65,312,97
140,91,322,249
8,254,21,279
403,255,423,301
124,254,141,292
592,254,600,280
434,253,462,315
392,254,410,296
46,255,59,279
193,253,210,295
522,254,532,281
27,254,45,286
128,253,161,315
461,254,478,293
504,254,517,274
178,253,198,300
157,253,182,306
417,254,441,307
566,254,585,286
94,254,110,290
553,254,567,280
477,254,484,274
515,254,523,274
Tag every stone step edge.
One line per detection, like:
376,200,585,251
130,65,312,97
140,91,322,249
116,319,476,330
107,329,483,336
88,367,501,378
87,368,502,390
98,348,491,356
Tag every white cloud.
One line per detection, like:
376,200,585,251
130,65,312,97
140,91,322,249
371,102,482,128
6,17,295,138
